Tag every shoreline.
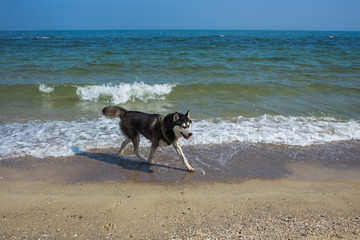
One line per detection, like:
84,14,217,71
1,141,359,184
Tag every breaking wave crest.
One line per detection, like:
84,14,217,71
36,82,176,104
38,83,55,93
76,82,175,104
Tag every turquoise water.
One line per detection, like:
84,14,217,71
1,30,360,159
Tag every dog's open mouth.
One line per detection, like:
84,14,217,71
182,133,191,139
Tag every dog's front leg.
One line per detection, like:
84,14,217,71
172,141,195,172
148,144,158,164
132,135,147,162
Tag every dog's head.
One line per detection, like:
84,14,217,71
173,110,192,140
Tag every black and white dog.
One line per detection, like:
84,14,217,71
102,106,194,172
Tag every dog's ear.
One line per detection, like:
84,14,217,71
173,112,179,122
185,110,190,119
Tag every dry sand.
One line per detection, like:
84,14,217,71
1,178,360,239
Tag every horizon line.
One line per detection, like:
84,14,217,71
1,28,360,32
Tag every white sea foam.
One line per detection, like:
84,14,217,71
76,82,176,104
0,115,359,160
34,37,52,39
39,84,55,93
189,115,360,146
0,118,122,160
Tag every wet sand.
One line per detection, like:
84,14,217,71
1,141,360,239
1,141,360,184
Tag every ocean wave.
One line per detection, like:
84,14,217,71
18,81,360,108
1,115,359,160
38,83,55,93
75,82,176,104
34,82,176,104
33,36,53,40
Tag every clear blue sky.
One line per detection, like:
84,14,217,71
1,0,359,31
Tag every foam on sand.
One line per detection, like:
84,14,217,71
1,115,359,160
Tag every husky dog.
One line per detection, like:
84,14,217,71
102,106,195,172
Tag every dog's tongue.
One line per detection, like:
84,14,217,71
182,134,191,140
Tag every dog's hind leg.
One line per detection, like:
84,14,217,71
172,141,195,172
116,138,131,156
132,135,147,162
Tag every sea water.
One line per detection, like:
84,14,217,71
1,30,360,159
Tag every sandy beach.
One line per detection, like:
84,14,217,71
1,142,360,239
1,179,360,239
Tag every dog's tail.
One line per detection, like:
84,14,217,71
102,106,127,119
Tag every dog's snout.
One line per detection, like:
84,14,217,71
189,132,193,136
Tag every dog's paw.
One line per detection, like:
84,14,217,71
188,167,195,172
